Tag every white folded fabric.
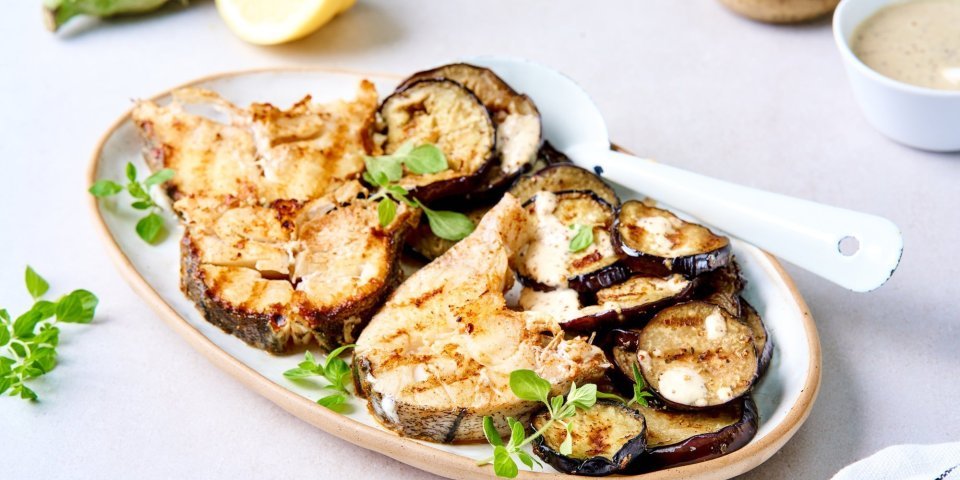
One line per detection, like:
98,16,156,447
832,443,960,480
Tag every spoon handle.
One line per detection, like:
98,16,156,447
569,147,902,292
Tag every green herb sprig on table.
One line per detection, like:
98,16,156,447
283,344,356,411
362,142,475,241
1,266,99,401
568,224,594,252
90,162,174,244
477,370,624,478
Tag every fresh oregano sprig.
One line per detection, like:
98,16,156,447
283,344,356,411
568,224,594,252
627,363,655,407
90,162,174,244
362,142,475,241
1,266,99,401
477,370,608,478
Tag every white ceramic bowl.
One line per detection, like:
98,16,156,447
833,0,960,152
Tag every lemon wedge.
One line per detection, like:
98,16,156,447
216,0,356,45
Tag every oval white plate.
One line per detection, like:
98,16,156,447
88,68,820,480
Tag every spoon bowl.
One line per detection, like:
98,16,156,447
469,56,903,292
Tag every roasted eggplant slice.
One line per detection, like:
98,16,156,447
529,141,574,173
613,201,730,277
556,275,698,332
379,79,495,202
697,262,744,317
637,301,758,409
532,400,647,476
628,396,759,472
514,191,619,290
740,298,773,376
607,328,642,382
405,204,490,260
397,63,542,201
509,164,620,207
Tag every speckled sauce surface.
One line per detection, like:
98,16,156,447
851,0,960,90
1,1,958,479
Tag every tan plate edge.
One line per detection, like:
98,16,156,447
86,66,822,480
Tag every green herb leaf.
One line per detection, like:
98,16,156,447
509,369,551,404
13,310,43,338
0,326,9,347
507,417,525,448
33,301,56,320
0,309,9,323
19,385,37,401
559,423,574,455
89,180,123,198
377,198,397,228
10,342,27,358
131,201,153,210
629,363,654,407
421,205,475,241
569,224,594,252
125,162,137,182
31,347,57,373
385,185,409,200
136,213,165,244
393,140,416,157
364,156,403,183
55,289,98,324
403,144,448,175
0,376,12,395
550,395,564,416
34,326,59,348
144,168,175,188
493,445,519,479
0,356,15,371
595,391,627,403
322,359,351,392
323,344,355,367
515,451,541,470
25,266,49,300
317,393,347,411
566,382,597,411
483,416,503,447
283,368,317,379
127,181,151,201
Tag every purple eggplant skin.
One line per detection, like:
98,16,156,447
740,298,774,377
509,163,621,208
600,329,644,394
626,396,759,474
610,202,731,278
616,242,732,278
560,277,701,332
531,400,648,476
567,263,632,295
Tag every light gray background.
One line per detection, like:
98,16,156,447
1,1,958,479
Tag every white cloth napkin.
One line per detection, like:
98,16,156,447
832,443,960,480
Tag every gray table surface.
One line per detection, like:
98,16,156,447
2,1,958,478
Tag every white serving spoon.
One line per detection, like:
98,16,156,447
468,56,902,292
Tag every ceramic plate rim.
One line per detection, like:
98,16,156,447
86,66,821,480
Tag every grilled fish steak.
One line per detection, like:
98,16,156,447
354,195,608,443
132,80,422,353
178,191,418,352
132,81,379,202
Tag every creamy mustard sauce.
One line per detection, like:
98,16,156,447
851,0,960,91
